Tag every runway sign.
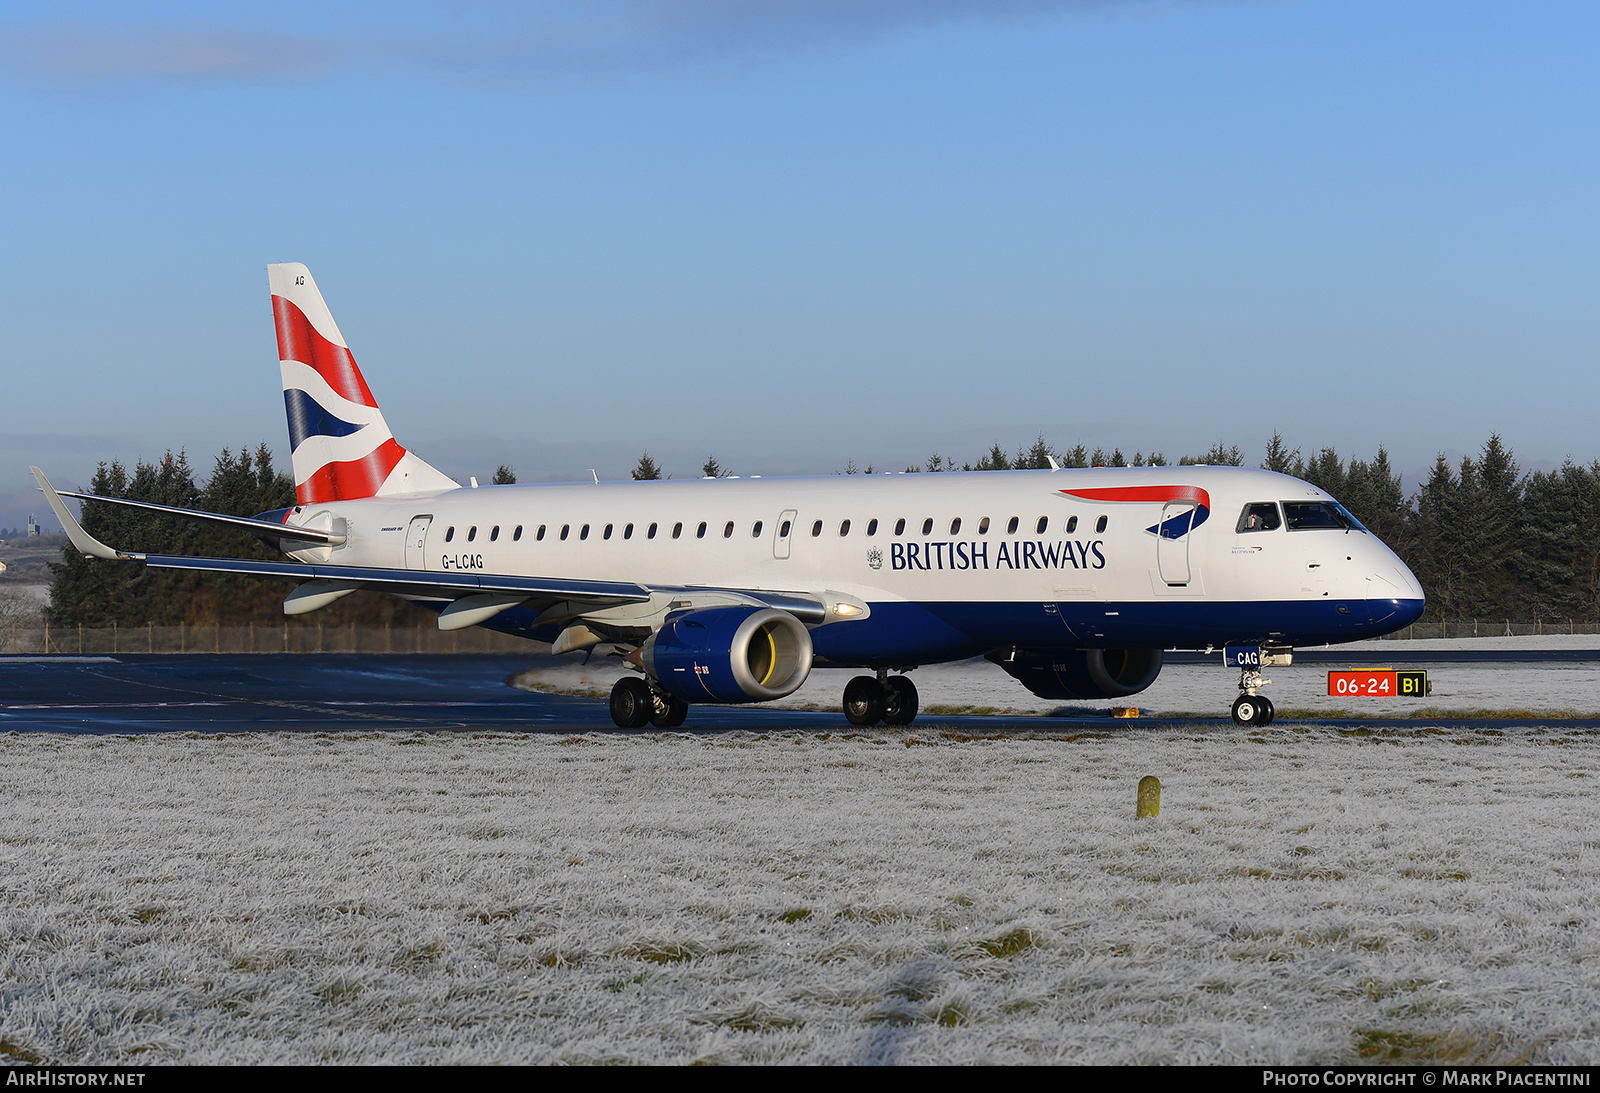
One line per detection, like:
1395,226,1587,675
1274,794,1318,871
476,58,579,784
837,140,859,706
1328,669,1429,697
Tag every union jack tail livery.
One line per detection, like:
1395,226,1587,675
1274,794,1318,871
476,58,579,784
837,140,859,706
268,263,457,505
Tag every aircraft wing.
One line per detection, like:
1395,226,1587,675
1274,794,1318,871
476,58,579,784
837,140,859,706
33,466,650,616
34,466,823,627
140,553,650,606
31,466,347,556
45,486,345,545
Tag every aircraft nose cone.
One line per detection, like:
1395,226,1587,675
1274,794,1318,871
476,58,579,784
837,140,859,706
1390,595,1425,629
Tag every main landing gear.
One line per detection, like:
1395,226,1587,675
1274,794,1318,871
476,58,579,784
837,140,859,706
609,677,689,729
843,671,919,727
1231,666,1275,726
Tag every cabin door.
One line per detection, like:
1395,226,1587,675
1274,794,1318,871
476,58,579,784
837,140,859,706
773,509,798,560
1156,501,1196,585
405,515,432,571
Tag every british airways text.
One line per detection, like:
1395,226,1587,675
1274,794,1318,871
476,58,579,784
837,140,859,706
891,540,1106,572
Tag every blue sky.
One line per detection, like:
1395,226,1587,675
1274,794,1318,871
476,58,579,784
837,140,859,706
2,1,1597,530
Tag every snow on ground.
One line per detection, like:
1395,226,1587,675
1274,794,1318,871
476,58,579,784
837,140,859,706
2,725,1597,1064
514,635,1600,718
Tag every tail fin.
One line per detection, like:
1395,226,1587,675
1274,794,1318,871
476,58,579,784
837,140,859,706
268,263,458,504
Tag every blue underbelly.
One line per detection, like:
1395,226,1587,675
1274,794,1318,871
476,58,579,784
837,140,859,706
807,596,1426,665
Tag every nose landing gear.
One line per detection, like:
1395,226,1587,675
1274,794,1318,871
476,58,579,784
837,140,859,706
1231,667,1275,726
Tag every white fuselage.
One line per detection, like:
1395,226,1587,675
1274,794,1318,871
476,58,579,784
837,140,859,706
279,465,1424,664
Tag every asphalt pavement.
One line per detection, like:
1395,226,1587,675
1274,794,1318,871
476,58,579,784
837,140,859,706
3,652,1600,734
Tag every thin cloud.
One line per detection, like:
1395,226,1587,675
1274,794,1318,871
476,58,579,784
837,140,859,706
0,1,1185,89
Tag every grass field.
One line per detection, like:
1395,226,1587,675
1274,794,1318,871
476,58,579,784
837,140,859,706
2,724,1597,1064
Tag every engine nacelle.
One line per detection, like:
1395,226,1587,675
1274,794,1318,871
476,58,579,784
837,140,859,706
644,606,814,704
988,647,1163,701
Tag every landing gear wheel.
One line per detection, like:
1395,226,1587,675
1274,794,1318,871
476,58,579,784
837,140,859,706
843,675,885,727
650,693,689,728
609,677,653,728
881,676,919,726
1253,696,1275,727
1230,694,1260,727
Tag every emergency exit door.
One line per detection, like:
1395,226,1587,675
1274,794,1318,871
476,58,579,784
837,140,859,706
405,515,432,571
773,509,798,559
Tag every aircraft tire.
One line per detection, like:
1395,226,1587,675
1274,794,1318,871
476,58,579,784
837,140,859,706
881,676,919,725
1230,695,1260,726
610,677,653,729
651,695,689,729
1253,697,1275,727
843,676,884,727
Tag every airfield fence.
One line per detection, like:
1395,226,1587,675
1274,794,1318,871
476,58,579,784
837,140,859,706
0,622,529,655
4,618,1600,655
1375,619,1600,639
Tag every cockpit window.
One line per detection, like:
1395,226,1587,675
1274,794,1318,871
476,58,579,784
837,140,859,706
1236,502,1282,533
1283,500,1366,532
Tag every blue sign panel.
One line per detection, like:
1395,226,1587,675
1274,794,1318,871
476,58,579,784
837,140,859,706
1223,646,1261,669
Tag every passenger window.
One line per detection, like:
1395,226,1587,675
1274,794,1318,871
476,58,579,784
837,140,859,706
672,522,682,539
839,519,851,536
647,523,657,539
1096,515,1108,533
1007,517,1019,534
894,518,906,536
1035,516,1047,535
489,526,500,542
753,521,764,537
467,526,477,542
1237,502,1282,533
779,520,791,537
560,524,569,541
978,517,990,535
950,517,961,535
1065,516,1077,534
723,521,734,538
535,525,544,541
444,526,455,543
697,522,707,539
580,524,590,541
603,524,613,540
921,518,933,536
624,523,634,539
811,520,822,537
513,525,523,541
867,519,878,536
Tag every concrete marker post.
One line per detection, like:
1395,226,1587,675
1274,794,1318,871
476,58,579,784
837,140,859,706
1137,776,1161,819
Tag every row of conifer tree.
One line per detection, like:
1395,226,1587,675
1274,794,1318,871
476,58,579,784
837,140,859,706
44,432,1600,627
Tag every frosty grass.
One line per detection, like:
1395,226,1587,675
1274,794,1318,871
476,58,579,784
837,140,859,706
2,722,1596,1064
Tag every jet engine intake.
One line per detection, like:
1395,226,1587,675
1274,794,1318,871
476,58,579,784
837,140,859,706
988,647,1163,701
644,606,814,704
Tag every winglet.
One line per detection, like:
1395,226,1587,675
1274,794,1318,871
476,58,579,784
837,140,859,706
30,467,136,561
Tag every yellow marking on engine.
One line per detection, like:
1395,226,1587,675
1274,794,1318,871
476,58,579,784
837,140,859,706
756,625,777,687
695,661,720,700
